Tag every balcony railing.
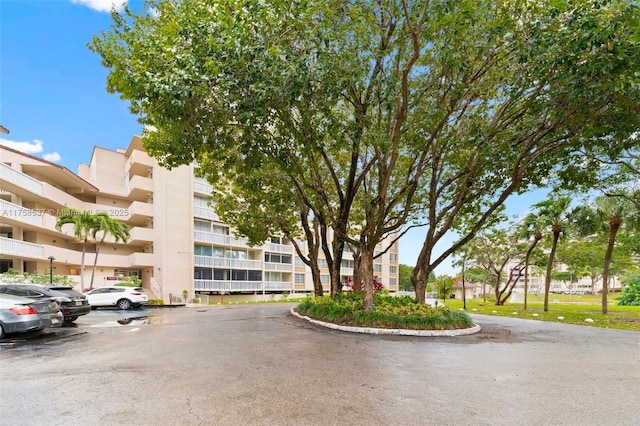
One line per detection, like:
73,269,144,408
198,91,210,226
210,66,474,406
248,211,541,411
193,231,250,248
264,262,293,272
194,280,263,292
263,281,292,291
0,237,44,259
0,199,44,227
193,179,212,195
194,256,262,269
266,243,293,254
0,162,43,195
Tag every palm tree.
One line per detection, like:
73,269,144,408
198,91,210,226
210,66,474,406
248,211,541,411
517,212,544,310
55,209,98,291
592,195,639,313
531,196,573,312
89,212,130,290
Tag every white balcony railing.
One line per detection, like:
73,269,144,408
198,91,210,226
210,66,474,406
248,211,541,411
0,237,44,259
193,179,212,195
264,262,293,272
264,281,292,291
194,256,262,270
0,162,43,195
266,243,293,254
194,280,263,292
0,199,44,227
193,206,219,221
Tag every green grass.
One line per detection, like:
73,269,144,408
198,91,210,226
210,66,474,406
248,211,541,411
445,294,640,331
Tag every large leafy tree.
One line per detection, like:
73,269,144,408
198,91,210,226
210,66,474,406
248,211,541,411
91,0,640,307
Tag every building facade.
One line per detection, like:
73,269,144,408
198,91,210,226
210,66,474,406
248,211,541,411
1,137,399,301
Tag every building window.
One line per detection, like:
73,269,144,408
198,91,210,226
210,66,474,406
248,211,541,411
194,245,212,256
320,275,330,285
295,273,305,284
248,270,262,281
265,253,292,264
318,258,328,269
374,264,382,273
389,278,397,286
389,253,397,262
389,265,397,274
195,267,212,280
226,250,247,260
295,256,306,267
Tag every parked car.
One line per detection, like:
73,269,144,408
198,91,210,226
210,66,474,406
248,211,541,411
85,286,148,310
0,293,63,339
0,284,90,323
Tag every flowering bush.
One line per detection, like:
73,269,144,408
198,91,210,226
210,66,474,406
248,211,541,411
343,276,384,293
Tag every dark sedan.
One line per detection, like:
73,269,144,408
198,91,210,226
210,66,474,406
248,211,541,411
0,284,91,323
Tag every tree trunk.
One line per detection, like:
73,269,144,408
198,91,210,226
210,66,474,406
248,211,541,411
360,247,375,310
411,266,428,304
90,240,103,291
543,229,561,312
601,220,621,314
80,238,88,292
523,233,541,310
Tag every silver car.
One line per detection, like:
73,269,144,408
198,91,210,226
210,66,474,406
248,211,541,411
0,293,64,339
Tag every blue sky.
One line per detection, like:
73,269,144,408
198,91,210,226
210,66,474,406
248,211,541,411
1,0,143,168
0,0,546,276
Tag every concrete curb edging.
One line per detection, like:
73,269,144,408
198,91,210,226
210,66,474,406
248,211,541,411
290,308,482,337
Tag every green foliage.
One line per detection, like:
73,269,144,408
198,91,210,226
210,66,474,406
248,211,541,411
147,299,164,305
617,272,640,306
296,293,472,330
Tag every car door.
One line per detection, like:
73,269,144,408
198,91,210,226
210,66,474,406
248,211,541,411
87,288,112,306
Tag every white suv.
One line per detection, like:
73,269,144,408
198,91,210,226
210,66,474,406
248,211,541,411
85,286,148,310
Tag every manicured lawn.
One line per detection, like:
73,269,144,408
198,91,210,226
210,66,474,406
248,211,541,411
444,294,640,332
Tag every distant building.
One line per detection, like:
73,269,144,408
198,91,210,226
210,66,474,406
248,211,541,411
1,136,399,302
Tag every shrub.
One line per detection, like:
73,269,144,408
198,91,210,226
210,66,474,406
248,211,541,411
296,293,473,330
147,299,164,305
617,272,640,306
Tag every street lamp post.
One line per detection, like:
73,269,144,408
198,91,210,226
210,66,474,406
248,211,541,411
48,256,55,285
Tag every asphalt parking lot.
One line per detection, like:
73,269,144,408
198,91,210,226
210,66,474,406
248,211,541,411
1,303,639,426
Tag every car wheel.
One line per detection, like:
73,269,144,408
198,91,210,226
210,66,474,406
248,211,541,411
117,299,132,310
64,316,78,323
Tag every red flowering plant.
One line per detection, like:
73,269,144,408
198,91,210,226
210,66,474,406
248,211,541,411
343,276,384,293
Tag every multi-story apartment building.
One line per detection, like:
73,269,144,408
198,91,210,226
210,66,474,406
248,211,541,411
1,136,399,302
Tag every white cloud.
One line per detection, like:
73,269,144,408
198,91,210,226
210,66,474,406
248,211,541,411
70,0,127,13
0,137,44,154
1,138,62,164
43,152,62,163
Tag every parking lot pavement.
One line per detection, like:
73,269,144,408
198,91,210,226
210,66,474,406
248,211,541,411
1,304,639,426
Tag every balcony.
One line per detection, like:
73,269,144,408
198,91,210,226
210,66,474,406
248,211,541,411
193,179,213,195
127,175,154,201
194,280,263,292
127,201,154,226
194,256,262,269
193,205,219,221
264,281,293,291
193,231,251,248
125,150,154,178
0,237,44,259
0,163,43,196
0,199,45,228
266,243,293,254
265,262,293,272
123,226,154,246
